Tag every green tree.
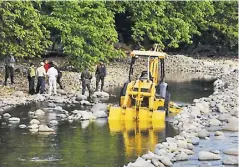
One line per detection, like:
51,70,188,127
41,1,122,69
0,1,51,58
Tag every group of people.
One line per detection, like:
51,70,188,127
27,59,63,95
3,55,107,98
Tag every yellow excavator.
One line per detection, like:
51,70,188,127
108,47,181,125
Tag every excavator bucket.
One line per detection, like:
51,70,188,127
108,106,123,121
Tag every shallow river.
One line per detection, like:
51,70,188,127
0,78,214,167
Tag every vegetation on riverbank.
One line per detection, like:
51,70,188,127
0,1,238,69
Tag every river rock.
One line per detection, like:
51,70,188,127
76,94,87,101
93,110,107,118
159,156,173,166
93,91,110,97
178,149,194,155
12,91,24,97
80,111,91,120
28,124,39,129
190,106,201,117
197,129,210,139
30,119,40,125
230,107,238,117
218,113,232,121
128,157,154,167
49,120,58,126
209,118,221,126
216,104,227,113
34,109,45,117
214,131,224,136
19,124,27,129
80,100,92,106
57,89,67,95
29,128,38,133
48,103,56,108
223,117,238,131
54,106,63,111
198,151,221,160
175,151,188,161
91,103,108,112
177,140,188,149
81,120,90,129
8,117,20,124
38,125,54,132
223,148,238,156
222,157,238,165
3,113,11,119
152,159,165,167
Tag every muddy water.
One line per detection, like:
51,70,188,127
0,78,214,167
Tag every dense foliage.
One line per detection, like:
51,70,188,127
0,1,238,68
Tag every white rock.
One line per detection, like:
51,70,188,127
222,157,238,165
168,143,177,152
34,109,45,117
179,149,194,155
190,106,200,117
230,107,239,116
76,94,87,101
29,128,38,133
93,110,107,118
28,124,39,129
49,120,58,126
38,125,54,132
80,100,92,106
80,111,91,120
54,106,63,111
197,129,210,139
159,156,173,166
8,117,20,124
187,143,194,150
175,151,188,161
93,91,110,97
177,140,188,149
209,118,221,126
216,104,227,113
12,91,24,97
48,103,56,108
130,157,154,167
198,151,221,160
81,120,90,129
3,113,11,119
218,113,232,121
19,124,27,128
223,148,238,156
30,119,40,125
214,131,224,136
223,117,238,131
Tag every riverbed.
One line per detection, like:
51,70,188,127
0,78,214,167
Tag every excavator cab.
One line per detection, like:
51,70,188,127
108,47,181,124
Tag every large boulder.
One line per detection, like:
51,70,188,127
198,151,221,160
126,157,154,167
76,94,88,101
175,151,188,161
91,103,108,118
223,117,238,131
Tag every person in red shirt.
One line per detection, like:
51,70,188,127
43,59,50,72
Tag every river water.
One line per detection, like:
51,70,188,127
0,78,214,167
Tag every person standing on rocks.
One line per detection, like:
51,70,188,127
36,62,46,94
55,65,63,89
81,67,92,99
4,54,15,86
47,62,58,95
95,60,106,92
27,63,36,95
43,59,51,72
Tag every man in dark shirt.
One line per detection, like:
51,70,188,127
95,61,106,92
81,67,92,98
4,54,15,86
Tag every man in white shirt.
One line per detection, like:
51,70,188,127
47,62,58,95
36,62,46,94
